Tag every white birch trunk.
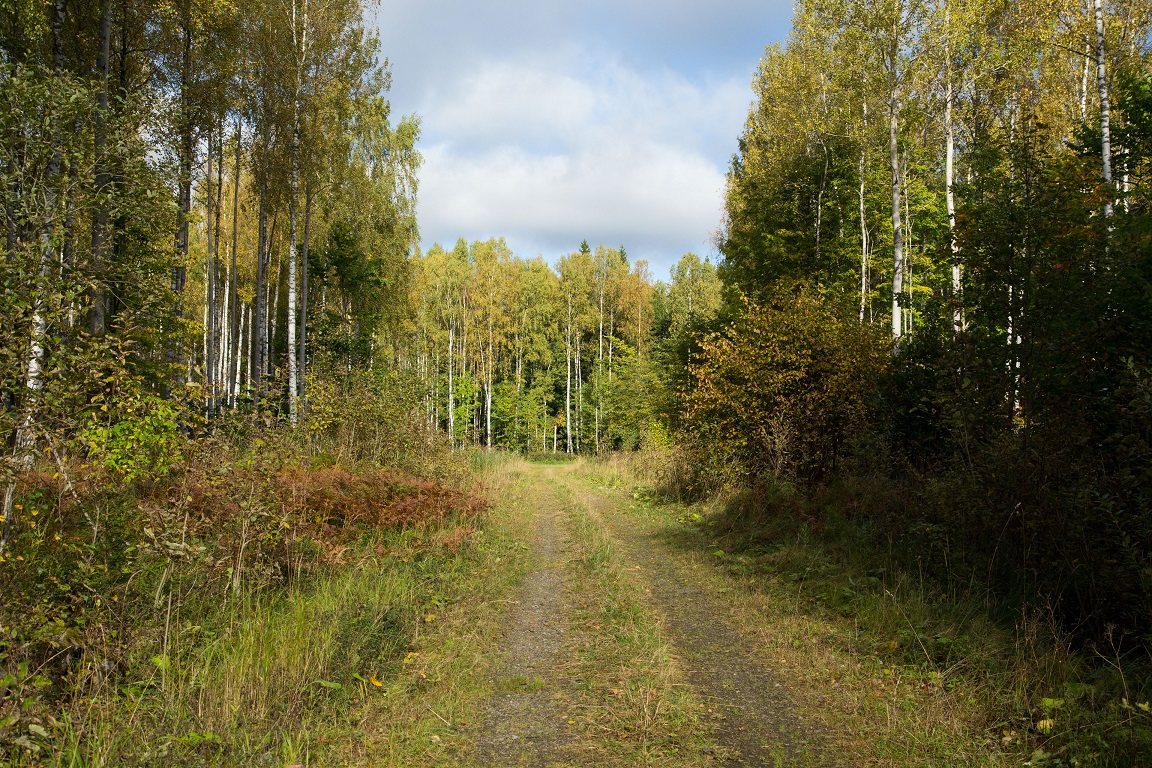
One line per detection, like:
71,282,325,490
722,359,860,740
1094,0,1113,218
448,323,455,446
287,139,298,425
946,74,961,335
236,302,245,400
889,97,904,339
859,145,869,323
270,247,280,380
565,297,572,454
205,134,215,412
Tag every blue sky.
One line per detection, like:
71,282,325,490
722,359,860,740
372,1,794,280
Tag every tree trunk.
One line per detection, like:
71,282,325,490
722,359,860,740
565,297,572,454
240,301,247,396
1094,0,1113,218
576,335,582,454
5,0,69,550
946,74,961,334
227,118,241,406
889,95,904,339
1080,38,1091,122
206,130,216,415
89,0,111,337
448,323,455,446
287,126,299,425
174,21,193,333
253,166,268,397
816,140,828,263
270,241,281,382
298,188,311,406
859,142,869,323
219,271,229,393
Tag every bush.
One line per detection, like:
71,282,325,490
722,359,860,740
685,290,890,481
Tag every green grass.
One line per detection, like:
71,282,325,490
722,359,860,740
12,454,537,768
548,471,709,767
580,453,1152,768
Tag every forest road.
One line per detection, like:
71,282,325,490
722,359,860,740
553,467,827,768
470,461,826,767
473,473,584,767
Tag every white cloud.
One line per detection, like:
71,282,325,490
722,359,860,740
370,2,796,277
415,56,746,274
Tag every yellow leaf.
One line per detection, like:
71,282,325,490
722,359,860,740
370,676,383,687
1037,718,1055,734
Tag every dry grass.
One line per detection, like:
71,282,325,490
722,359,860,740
549,465,710,767
578,457,1020,767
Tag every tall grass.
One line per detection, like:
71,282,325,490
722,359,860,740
586,449,1152,767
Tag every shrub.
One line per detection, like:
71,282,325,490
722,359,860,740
684,291,890,481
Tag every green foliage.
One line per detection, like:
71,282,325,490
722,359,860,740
79,392,185,482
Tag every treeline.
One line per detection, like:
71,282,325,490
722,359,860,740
410,239,724,456
682,0,1152,643
0,0,420,542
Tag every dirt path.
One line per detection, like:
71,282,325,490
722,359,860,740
469,462,822,767
474,476,582,767
555,468,826,768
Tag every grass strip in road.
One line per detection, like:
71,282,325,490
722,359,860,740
549,473,711,768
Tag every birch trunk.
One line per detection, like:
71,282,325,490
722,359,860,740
253,151,269,397
228,119,241,406
565,297,572,454
1081,38,1091,121
270,241,281,382
89,0,111,337
235,302,245,400
173,22,193,347
245,303,252,396
576,336,582,454
448,323,455,446
946,73,960,334
1094,0,1113,218
287,126,299,425
205,132,216,414
889,97,904,339
597,284,603,453
859,143,869,323
4,0,67,549
298,190,311,405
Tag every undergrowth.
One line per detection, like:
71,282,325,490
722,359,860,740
0,393,490,766
588,450,1152,768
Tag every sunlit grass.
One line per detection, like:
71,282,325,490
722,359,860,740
34,456,537,768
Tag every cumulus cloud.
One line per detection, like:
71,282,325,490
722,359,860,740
373,2,792,277
414,56,745,272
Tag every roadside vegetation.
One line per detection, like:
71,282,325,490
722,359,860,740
585,450,1152,767
0,375,494,765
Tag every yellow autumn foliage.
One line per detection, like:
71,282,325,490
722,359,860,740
685,290,889,480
